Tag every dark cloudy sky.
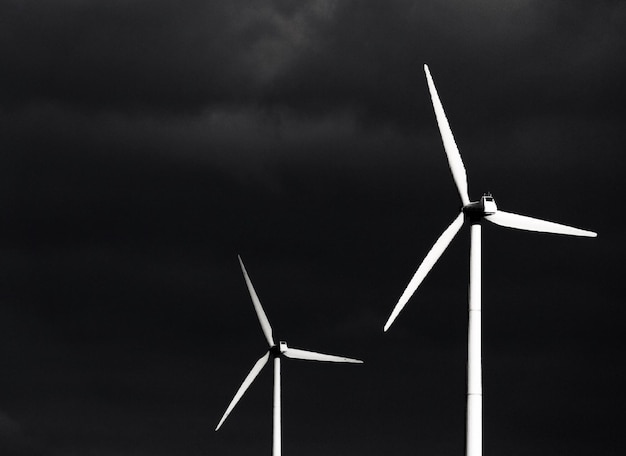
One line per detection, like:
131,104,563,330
0,1,624,455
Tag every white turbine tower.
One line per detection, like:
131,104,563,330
216,256,363,456
384,65,597,456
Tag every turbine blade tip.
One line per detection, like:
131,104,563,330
346,358,364,364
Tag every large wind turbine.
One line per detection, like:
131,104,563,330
216,256,363,456
383,65,596,456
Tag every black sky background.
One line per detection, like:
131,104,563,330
0,1,624,455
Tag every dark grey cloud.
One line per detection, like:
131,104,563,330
0,1,624,455
2,1,624,119
0,0,339,111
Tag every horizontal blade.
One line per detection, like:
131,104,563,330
424,64,470,206
282,348,363,364
485,210,597,237
215,351,270,431
238,255,275,347
384,212,465,332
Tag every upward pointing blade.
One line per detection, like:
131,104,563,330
424,64,470,206
485,211,597,237
215,351,270,431
282,348,363,364
384,212,465,332
238,255,275,347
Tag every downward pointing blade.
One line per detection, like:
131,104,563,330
215,351,270,431
484,211,597,237
424,64,470,206
238,255,275,347
384,212,465,332
282,348,363,364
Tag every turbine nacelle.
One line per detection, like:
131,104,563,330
463,193,498,221
269,341,289,357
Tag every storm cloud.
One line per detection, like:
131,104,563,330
0,1,624,455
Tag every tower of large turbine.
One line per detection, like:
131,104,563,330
216,256,363,456
384,65,596,456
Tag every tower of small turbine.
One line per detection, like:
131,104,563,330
383,65,596,456
216,256,363,456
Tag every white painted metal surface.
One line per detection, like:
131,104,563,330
273,357,281,456
485,210,597,237
283,347,363,363
424,64,470,206
481,195,497,215
215,351,269,431
384,212,465,332
238,255,275,346
467,223,482,456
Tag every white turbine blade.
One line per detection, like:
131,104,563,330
485,211,597,237
238,255,275,347
384,212,465,332
424,64,470,206
215,351,270,431
283,348,363,364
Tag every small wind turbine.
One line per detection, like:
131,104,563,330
384,65,596,456
216,256,363,456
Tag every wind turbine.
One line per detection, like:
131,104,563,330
383,65,596,456
216,255,363,456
